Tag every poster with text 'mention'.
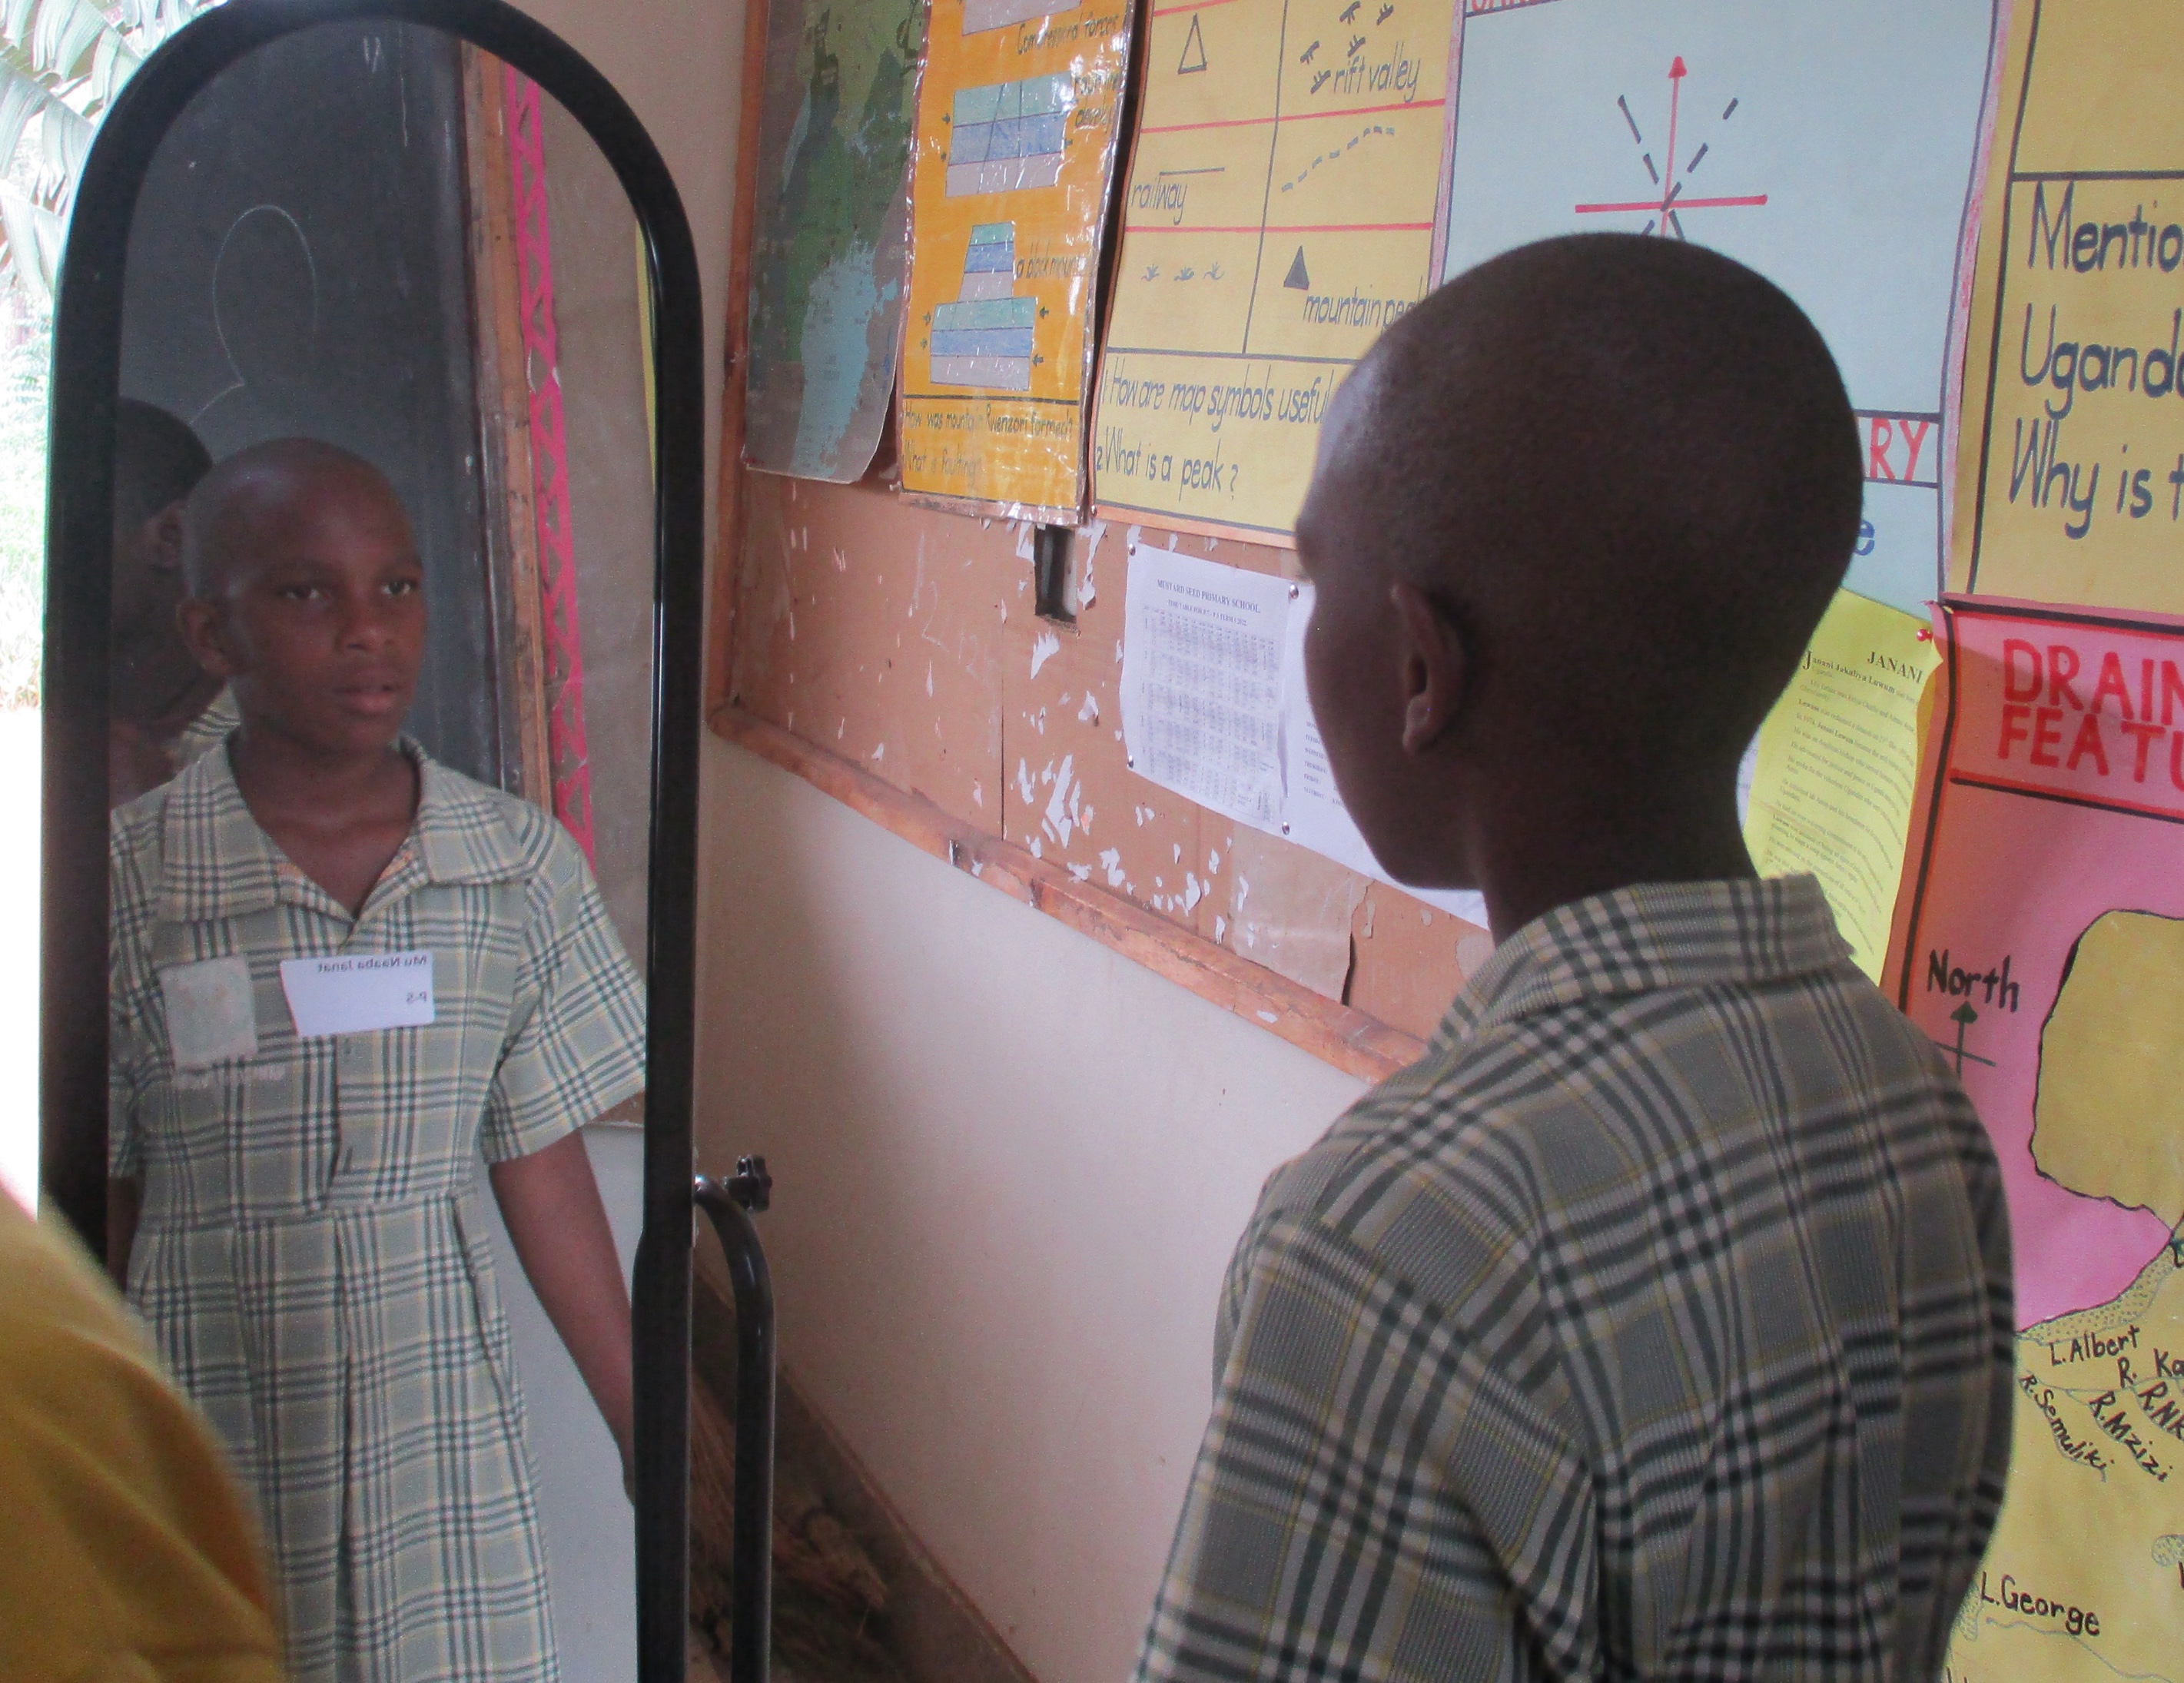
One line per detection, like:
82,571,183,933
1885,596,2184,1683
898,0,1131,517
1954,0,2184,620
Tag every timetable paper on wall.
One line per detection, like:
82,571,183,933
1120,541,1291,832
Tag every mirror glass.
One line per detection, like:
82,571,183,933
105,20,657,1677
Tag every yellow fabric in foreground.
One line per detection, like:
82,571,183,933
0,1195,283,1683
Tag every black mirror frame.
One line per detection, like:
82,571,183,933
39,3,704,1677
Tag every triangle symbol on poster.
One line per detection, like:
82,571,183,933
1178,15,1207,74
1283,246,1309,290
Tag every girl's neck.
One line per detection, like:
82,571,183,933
114,647,224,742
228,727,415,825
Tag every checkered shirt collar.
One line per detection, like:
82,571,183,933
158,737,531,924
1433,875,1853,1054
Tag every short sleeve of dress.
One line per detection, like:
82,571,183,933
481,825,648,1163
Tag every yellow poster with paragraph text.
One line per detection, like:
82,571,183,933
1955,0,2184,616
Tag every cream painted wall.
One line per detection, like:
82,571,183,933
506,5,1372,1681
695,746,1364,1683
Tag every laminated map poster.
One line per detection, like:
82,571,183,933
1094,0,1459,539
1953,0,2184,618
1438,0,2000,619
745,0,927,481
896,0,1131,516
1885,598,2184,1683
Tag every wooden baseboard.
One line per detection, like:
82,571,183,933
692,1272,1040,1683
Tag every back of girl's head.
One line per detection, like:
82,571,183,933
1332,234,1861,768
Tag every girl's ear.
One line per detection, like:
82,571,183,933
147,502,188,575
175,599,240,682
1390,580,1468,756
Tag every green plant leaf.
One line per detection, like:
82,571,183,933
0,178,62,304
0,62,47,168
18,0,111,83
36,88,88,207
0,0,214,304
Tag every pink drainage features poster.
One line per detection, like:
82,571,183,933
1888,594,2184,1680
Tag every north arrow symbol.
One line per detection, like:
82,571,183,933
1940,1001,1996,1074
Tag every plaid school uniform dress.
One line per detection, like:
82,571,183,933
1137,877,2014,1683
109,740,646,1683
171,685,241,772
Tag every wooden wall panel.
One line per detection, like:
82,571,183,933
999,526,1200,931
1348,890,1479,1044
731,475,1009,830
718,463,1492,1074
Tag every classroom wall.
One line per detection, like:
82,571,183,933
695,745,1363,1683
510,5,1371,1681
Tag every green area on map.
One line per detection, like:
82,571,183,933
746,0,928,480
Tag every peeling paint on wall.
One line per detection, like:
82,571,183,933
1042,755,1081,846
728,472,1471,1046
1224,828,1367,1001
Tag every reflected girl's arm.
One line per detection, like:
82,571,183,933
487,1127,635,1488
105,1177,141,1287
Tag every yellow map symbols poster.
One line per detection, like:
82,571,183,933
898,0,1131,516
1884,599,2184,1683
1092,0,1458,539
1953,0,2184,619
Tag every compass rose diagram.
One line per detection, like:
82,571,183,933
1575,56,1767,238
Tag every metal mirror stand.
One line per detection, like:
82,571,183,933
36,4,763,1680
694,1161,776,1683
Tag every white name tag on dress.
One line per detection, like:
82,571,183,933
279,951,436,1037
161,955,259,1070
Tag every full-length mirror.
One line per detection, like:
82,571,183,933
42,3,711,1680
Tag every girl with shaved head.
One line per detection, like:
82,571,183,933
107,438,646,1683
1137,235,2013,1683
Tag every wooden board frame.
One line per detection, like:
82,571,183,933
463,43,555,809
705,0,1469,1085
